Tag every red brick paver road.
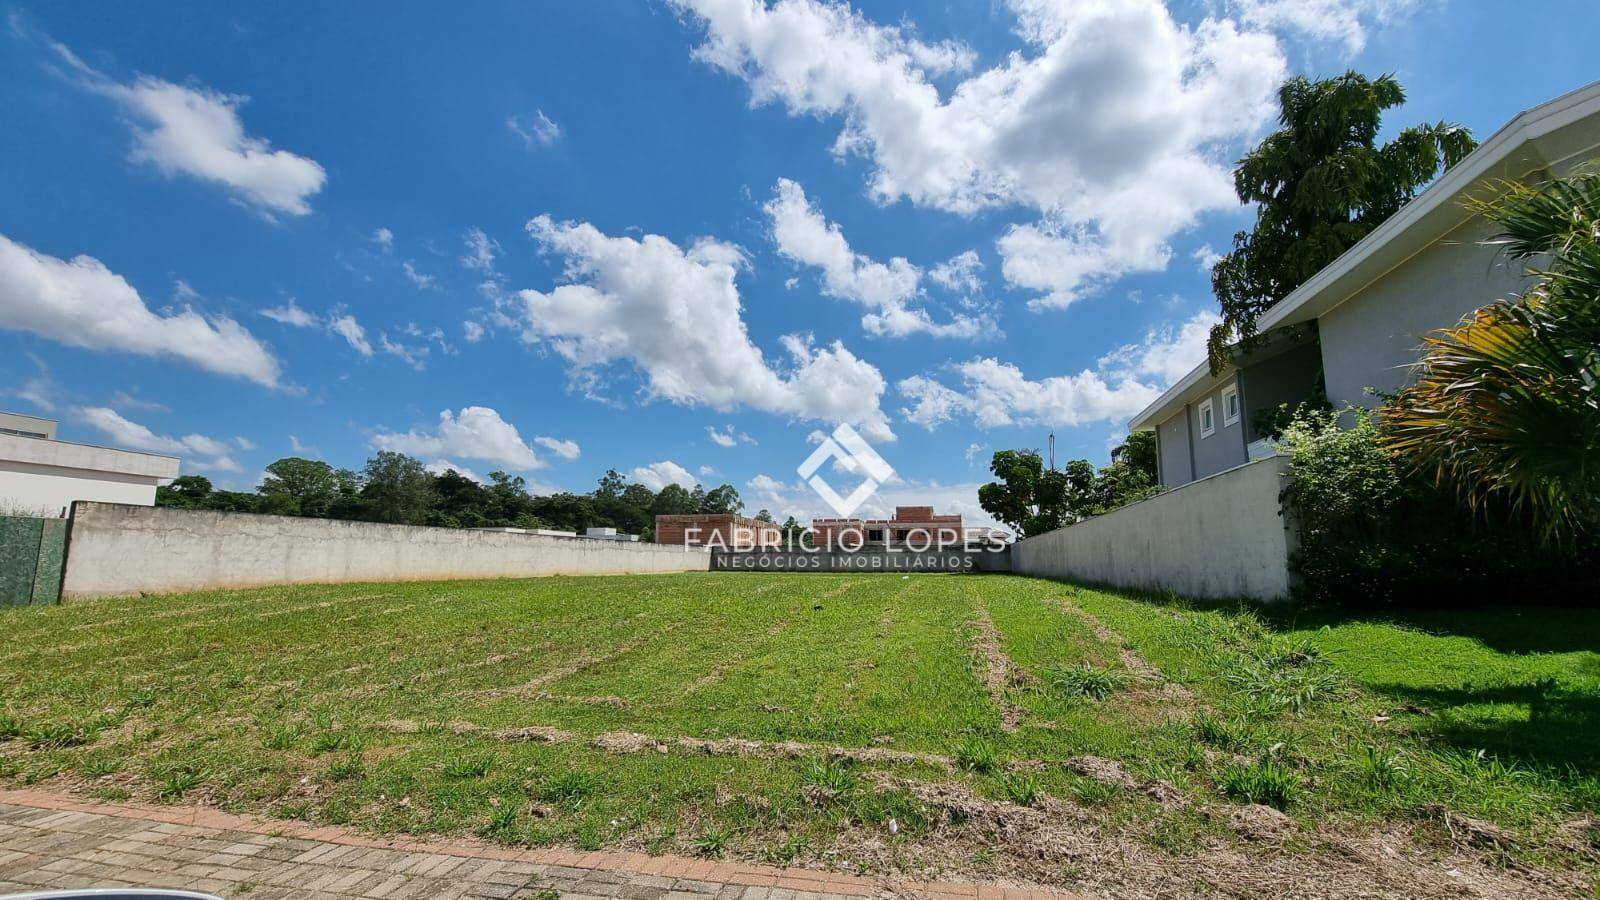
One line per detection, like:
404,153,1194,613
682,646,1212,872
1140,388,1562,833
0,789,1083,900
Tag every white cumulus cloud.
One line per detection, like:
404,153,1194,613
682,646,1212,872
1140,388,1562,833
515,214,895,442
424,459,484,483
706,425,755,448
670,0,1287,308
899,309,1218,429
764,179,985,338
78,406,244,472
461,227,500,274
371,406,545,470
0,233,283,388
327,313,372,357
259,297,318,328
1234,0,1421,53
630,460,697,491
534,436,581,460
508,109,563,148
51,40,325,218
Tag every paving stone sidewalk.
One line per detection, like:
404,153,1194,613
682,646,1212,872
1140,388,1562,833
0,790,1081,900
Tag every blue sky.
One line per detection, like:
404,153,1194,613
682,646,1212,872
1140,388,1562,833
2,0,1595,524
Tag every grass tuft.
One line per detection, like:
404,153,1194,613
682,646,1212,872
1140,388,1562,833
26,722,95,750
1358,746,1407,791
537,769,605,804
995,771,1042,807
328,754,365,781
442,753,496,779
77,753,125,778
155,764,205,800
798,757,857,804
310,731,363,754
1043,663,1128,701
1219,759,1301,810
955,734,1001,774
690,825,732,858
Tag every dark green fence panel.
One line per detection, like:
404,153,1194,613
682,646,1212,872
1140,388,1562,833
0,515,67,605
32,518,68,605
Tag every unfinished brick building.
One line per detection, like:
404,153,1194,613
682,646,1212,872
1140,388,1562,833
655,514,783,549
810,506,967,550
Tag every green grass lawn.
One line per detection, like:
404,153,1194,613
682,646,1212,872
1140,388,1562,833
1,573,1595,897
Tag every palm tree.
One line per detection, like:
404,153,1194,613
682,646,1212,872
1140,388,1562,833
1381,172,1600,543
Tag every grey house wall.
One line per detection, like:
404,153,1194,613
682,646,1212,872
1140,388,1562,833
1011,456,1295,601
1190,377,1246,479
1319,215,1532,409
1155,411,1193,487
1153,379,1247,488
60,502,711,599
1239,342,1324,442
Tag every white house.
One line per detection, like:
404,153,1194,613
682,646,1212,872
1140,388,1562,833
1013,80,1600,601
1131,80,1600,487
0,411,180,518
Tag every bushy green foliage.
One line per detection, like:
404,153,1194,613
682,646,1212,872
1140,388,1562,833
979,433,1162,537
1208,72,1476,370
157,450,745,538
1277,406,1592,605
1383,171,1600,544
1219,758,1302,809
1043,663,1128,701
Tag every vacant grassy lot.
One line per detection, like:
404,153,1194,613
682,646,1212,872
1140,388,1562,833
1,573,1595,898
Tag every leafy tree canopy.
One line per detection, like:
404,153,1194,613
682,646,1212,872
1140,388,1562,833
155,449,757,540
258,456,339,518
1207,71,1476,371
978,440,1163,538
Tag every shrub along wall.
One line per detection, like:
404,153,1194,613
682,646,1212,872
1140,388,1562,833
1278,409,1595,606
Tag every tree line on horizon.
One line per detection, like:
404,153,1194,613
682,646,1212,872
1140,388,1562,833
155,451,772,540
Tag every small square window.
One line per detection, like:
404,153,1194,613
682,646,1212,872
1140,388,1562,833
1199,398,1216,438
1222,385,1240,426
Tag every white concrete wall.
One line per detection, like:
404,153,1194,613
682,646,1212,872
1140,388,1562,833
0,462,158,517
61,502,711,599
1012,456,1295,601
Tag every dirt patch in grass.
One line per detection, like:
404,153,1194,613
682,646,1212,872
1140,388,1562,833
848,773,1585,899
1057,592,1195,705
475,623,681,699
532,692,632,708
968,603,1028,732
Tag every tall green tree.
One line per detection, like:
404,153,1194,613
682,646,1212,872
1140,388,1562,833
1208,72,1476,370
595,469,626,500
700,484,743,515
978,450,1072,537
980,444,1162,537
155,475,214,508
258,457,339,517
360,451,436,525
1382,172,1600,543
1110,431,1158,483
780,515,808,548
651,483,698,516
431,469,489,527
